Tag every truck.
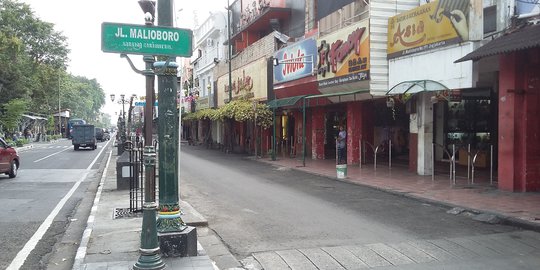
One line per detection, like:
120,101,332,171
72,124,97,150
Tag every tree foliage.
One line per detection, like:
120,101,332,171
0,0,106,131
0,99,28,132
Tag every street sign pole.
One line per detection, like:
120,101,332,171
131,1,164,269
101,0,193,260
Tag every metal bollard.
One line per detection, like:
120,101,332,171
389,140,392,169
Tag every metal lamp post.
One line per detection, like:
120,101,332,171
127,94,138,136
106,0,194,260
110,93,130,155
130,1,166,269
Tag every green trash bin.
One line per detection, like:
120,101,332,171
336,164,347,179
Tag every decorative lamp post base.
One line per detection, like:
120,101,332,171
158,226,197,257
133,203,166,270
133,252,166,270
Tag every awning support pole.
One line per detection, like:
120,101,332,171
302,98,306,167
272,108,276,161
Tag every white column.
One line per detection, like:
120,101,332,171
417,93,434,175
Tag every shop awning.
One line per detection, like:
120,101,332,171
267,95,307,109
386,80,449,96
455,24,540,63
304,89,372,107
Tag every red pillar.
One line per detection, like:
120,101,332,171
311,107,325,159
498,50,540,191
347,102,362,164
363,101,375,162
304,108,312,158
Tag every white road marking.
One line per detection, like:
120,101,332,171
6,171,88,270
33,147,71,163
7,140,111,269
72,148,113,270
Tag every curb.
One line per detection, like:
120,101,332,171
71,149,112,270
14,144,34,152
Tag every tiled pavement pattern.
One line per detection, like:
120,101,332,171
248,230,540,269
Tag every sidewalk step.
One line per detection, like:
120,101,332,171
247,231,540,269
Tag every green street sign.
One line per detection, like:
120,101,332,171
101,22,193,57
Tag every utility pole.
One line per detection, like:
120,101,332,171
227,0,233,152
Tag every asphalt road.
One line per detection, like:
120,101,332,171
0,138,111,270
179,146,540,269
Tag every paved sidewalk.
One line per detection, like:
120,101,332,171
253,156,540,231
73,148,216,270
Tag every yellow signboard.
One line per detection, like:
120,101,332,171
217,58,268,107
387,0,470,59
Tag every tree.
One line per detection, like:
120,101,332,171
0,0,106,127
0,0,69,111
0,98,28,134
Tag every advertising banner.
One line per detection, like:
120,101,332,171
273,38,317,84
387,0,471,59
317,20,370,89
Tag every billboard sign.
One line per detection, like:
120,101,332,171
387,0,471,59
317,20,370,89
273,38,317,84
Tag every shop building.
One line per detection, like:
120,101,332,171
190,12,228,145
387,0,487,176
387,0,540,192
212,0,303,153
455,3,540,191
270,0,418,165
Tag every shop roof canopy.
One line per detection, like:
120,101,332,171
455,23,540,63
267,95,307,109
305,89,371,106
386,80,449,96
268,89,372,109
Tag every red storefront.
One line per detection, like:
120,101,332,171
457,24,540,192
270,19,373,165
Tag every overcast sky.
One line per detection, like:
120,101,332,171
20,0,222,119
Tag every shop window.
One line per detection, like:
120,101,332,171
445,91,493,167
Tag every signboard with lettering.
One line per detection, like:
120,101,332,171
387,0,471,59
217,58,267,106
135,101,158,106
317,20,370,89
101,22,193,57
273,38,317,84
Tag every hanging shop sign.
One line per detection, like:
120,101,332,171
317,20,370,89
273,38,317,84
387,0,471,59
217,58,268,106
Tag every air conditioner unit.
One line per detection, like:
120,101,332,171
207,39,214,47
